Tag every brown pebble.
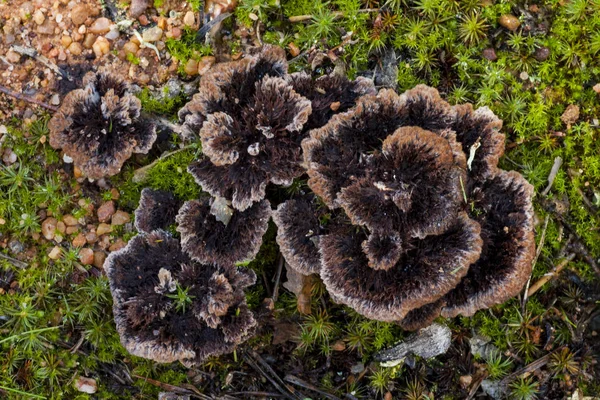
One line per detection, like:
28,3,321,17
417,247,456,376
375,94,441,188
79,248,94,265
482,48,497,61
593,83,600,94
89,17,112,35
499,14,520,31
86,232,98,244
109,239,127,252
288,42,300,57
97,201,115,222
111,211,130,226
533,46,550,61
96,223,112,236
42,217,58,240
184,59,199,76
71,4,90,26
48,246,62,260
93,251,107,269
57,221,66,234
63,215,79,226
72,233,87,248
110,188,120,200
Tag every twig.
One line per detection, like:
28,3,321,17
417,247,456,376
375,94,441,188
272,253,284,302
132,145,193,183
0,252,29,268
536,197,600,277
132,374,208,399
284,375,342,400
289,9,379,22
242,350,304,400
227,392,285,398
196,12,232,41
522,214,550,310
11,45,71,80
500,346,566,386
465,371,488,400
526,253,576,298
541,156,563,196
0,84,58,112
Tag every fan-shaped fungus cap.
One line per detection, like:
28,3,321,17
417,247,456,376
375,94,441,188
105,230,256,366
441,170,535,317
176,197,271,266
183,46,312,211
286,72,376,132
134,188,182,233
49,71,156,179
272,195,334,275
320,213,482,322
281,85,535,330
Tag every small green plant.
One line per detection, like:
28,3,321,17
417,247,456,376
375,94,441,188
509,376,539,400
167,283,195,313
458,12,487,45
486,350,513,379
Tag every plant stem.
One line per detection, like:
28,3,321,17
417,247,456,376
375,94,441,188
0,326,61,345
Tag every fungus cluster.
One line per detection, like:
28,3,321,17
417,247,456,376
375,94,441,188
274,86,535,330
49,71,157,180
179,45,376,211
105,230,256,366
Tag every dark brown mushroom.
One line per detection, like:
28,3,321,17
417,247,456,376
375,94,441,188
105,230,256,366
275,84,536,330
49,70,156,179
134,188,182,233
441,170,535,317
176,197,271,266
182,46,312,211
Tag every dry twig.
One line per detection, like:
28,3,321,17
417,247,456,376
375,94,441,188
0,84,58,112
527,253,576,298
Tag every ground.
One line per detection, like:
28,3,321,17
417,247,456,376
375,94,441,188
0,0,599,399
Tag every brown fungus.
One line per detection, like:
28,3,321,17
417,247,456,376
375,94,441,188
104,230,256,366
134,188,182,234
286,72,376,132
176,198,271,266
49,71,156,179
182,46,312,211
273,85,536,330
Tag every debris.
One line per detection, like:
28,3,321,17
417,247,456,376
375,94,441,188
561,104,580,128
374,323,452,367
74,376,97,394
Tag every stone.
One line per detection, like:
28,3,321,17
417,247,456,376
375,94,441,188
2,148,17,164
593,83,600,94
183,11,195,27
111,211,130,225
92,36,110,58
83,33,97,49
6,50,21,63
533,46,550,61
72,233,87,248
129,0,149,18
63,215,79,226
33,10,46,25
561,104,580,128
123,41,139,55
48,246,62,260
142,26,163,42
56,221,66,234
97,201,115,222
79,248,94,265
109,239,127,252
89,17,111,34
93,251,106,269
42,217,58,240
482,48,497,61
498,14,520,31
105,28,120,40
96,223,112,236
184,59,199,76
37,20,57,35
71,4,90,26
74,377,97,394
86,232,98,243
374,323,452,367
68,42,83,56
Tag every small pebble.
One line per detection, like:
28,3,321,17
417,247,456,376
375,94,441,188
71,4,90,25
499,14,520,31
96,223,112,236
79,248,94,265
42,217,58,240
482,48,497,61
74,377,97,394
142,26,163,42
33,10,46,25
111,211,130,226
93,251,107,269
92,36,110,58
97,201,115,222
183,11,195,27
72,233,86,248
48,246,62,260
533,46,550,61
184,59,199,76
89,17,111,34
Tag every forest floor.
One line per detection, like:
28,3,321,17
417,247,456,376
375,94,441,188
0,0,599,399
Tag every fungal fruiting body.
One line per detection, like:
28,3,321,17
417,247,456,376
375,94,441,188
274,85,535,330
49,70,156,179
105,230,256,366
180,46,375,212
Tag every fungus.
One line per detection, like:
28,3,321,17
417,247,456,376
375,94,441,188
272,195,333,275
176,198,271,266
274,85,535,330
105,230,256,366
286,72,376,132
134,188,182,233
181,46,312,210
49,70,156,179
